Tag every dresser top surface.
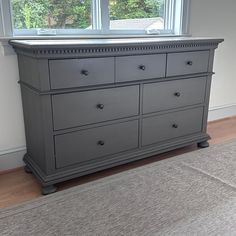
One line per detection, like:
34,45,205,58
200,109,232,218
10,37,223,49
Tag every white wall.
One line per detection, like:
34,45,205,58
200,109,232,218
0,54,25,170
189,0,236,119
0,0,236,171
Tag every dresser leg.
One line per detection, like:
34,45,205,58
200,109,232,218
42,185,57,195
197,141,209,148
24,165,33,174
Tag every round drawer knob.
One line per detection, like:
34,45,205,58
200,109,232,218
96,104,104,109
97,140,105,146
139,65,146,71
186,61,193,66
172,124,178,129
81,70,89,76
174,92,181,97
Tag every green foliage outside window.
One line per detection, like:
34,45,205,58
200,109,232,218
110,0,164,20
12,0,165,29
12,0,92,29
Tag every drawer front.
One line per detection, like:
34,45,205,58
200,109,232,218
166,51,209,77
55,120,139,168
49,57,115,89
143,77,206,114
52,85,139,130
142,107,203,146
116,54,166,82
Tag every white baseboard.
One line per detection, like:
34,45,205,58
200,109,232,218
1,104,236,172
208,103,236,121
0,147,26,172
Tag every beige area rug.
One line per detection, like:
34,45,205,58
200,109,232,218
1,140,236,236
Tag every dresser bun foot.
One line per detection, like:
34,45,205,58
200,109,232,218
24,165,33,174
42,185,57,195
197,141,209,148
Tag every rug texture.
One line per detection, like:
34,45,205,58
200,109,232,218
1,140,236,236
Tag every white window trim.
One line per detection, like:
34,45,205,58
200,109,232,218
0,0,191,38
181,0,191,35
0,0,13,37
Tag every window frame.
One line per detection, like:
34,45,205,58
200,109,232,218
0,0,191,38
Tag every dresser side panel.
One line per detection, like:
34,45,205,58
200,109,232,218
21,87,46,171
202,49,216,132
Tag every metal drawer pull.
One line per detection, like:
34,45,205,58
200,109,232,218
172,124,178,129
96,104,104,109
81,70,89,76
186,61,193,66
97,140,105,146
139,65,146,71
174,92,181,97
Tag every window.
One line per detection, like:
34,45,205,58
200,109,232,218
12,0,93,30
0,0,190,37
109,0,165,31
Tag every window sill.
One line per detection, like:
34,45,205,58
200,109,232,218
1,33,190,40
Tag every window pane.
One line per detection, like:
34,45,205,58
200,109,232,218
11,0,92,30
109,0,165,31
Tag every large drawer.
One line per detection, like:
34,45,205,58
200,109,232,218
143,77,206,114
116,54,166,82
52,85,139,130
166,51,209,77
142,107,203,146
55,120,139,168
49,57,115,89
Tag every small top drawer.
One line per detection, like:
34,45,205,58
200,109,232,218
49,57,115,89
52,85,139,130
166,51,210,77
116,54,166,83
143,77,207,114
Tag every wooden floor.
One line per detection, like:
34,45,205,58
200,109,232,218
1,116,236,209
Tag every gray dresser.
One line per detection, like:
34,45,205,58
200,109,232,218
10,37,223,194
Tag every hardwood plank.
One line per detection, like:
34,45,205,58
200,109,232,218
0,167,22,175
207,116,236,144
1,116,236,209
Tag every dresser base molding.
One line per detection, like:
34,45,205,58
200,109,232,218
42,185,58,195
24,165,33,174
197,141,210,148
23,133,210,193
